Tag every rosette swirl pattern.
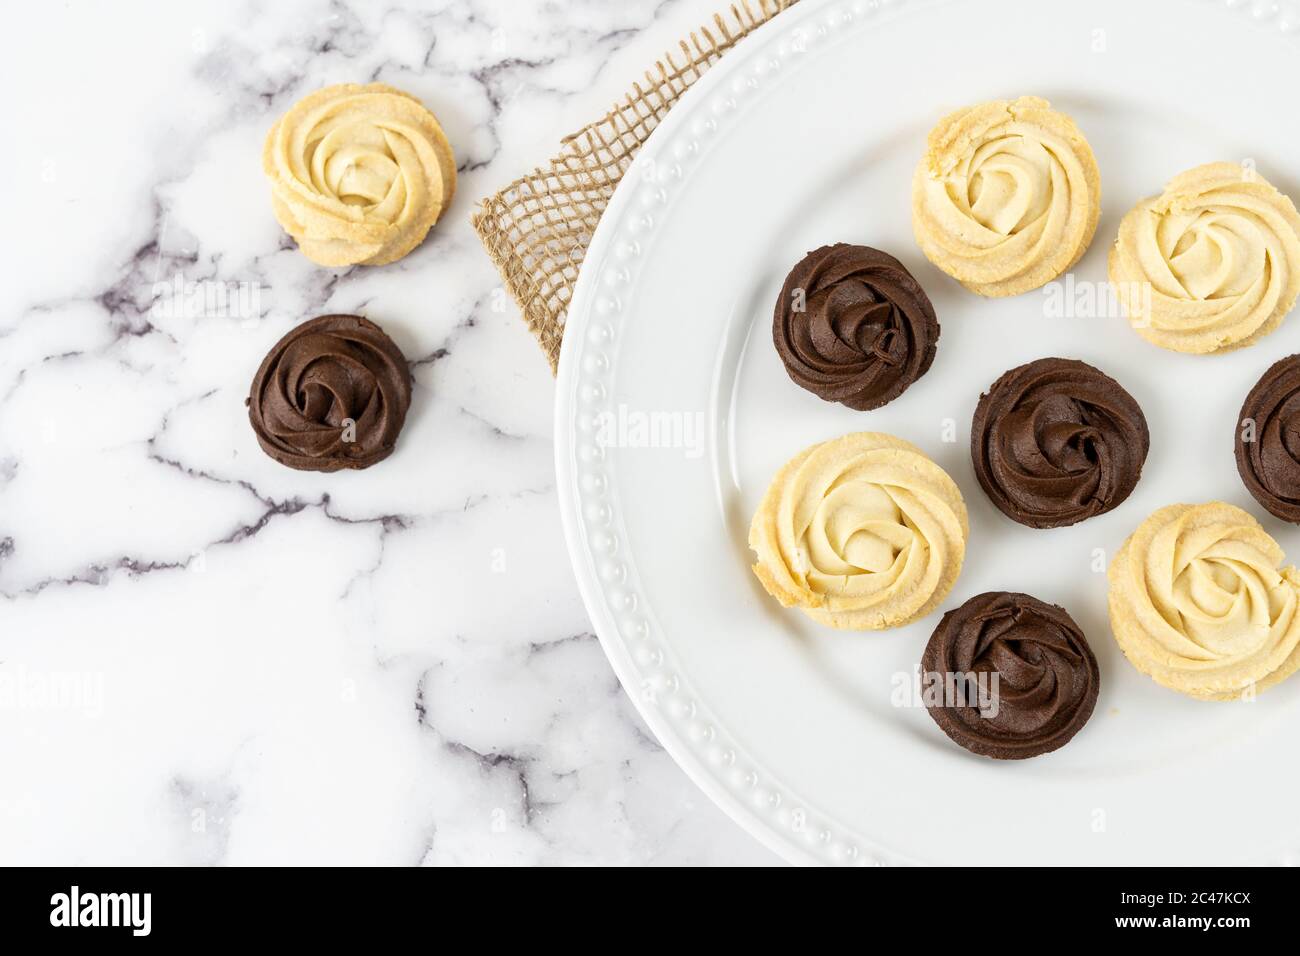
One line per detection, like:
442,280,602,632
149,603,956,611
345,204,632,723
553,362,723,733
1236,354,1300,521
921,592,1100,759
971,358,1149,529
749,432,968,630
1109,163,1300,354
263,83,457,267
773,244,939,410
247,314,411,472
911,96,1101,297
1107,502,1300,700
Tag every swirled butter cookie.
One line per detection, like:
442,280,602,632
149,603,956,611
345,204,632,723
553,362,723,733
1236,354,1300,521
773,244,939,410
247,314,411,472
971,357,1149,529
1107,502,1300,700
1109,163,1300,353
912,96,1101,297
263,83,457,267
749,432,968,630
922,592,1099,759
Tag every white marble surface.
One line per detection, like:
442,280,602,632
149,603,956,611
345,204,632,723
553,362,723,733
0,0,780,865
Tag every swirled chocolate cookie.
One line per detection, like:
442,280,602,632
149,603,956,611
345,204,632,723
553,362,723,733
912,96,1101,297
1237,355,1300,521
921,591,1099,759
263,83,457,267
247,314,411,472
971,357,1149,529
1108,502,1300,700
749,432,968,630
1109,163,1300,354
773,244,939,410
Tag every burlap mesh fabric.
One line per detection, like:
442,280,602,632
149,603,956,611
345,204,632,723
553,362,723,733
472,0,796,372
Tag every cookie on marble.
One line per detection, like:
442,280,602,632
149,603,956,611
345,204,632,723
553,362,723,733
749,432,968,630
247,314,411,472
911,96,1101,297
1109,162,1300,354
1107,501,1300,700
263,83,456,267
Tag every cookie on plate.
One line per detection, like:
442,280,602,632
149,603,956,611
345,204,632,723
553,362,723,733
1107,501,1300,700
921,591,1099,759
971,357,1149,528
749,432,968,630
1109,162,1300,354
772,244,939,410
1236,353,1300,521
911,96,1101,297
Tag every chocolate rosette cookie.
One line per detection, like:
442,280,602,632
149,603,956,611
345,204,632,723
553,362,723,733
773,244,939,411
1236,354,1300,521
921,591,1100,759
971,357,1149,529
247,314,411,472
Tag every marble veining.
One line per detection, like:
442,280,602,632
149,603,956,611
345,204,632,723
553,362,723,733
0,0,778,865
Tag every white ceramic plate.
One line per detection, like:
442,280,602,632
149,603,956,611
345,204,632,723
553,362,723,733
556,0,1300,865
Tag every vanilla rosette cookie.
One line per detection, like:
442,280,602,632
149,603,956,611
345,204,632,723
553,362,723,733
911,96,1101,297
749,432,968,630
263,83,456,267
1107,502,1300,700
1109,163,1300,353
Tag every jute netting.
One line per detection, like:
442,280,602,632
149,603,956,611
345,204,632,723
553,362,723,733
472,0,796,372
